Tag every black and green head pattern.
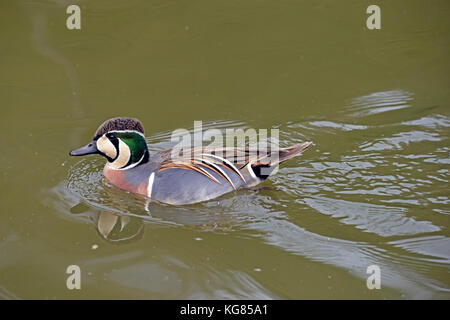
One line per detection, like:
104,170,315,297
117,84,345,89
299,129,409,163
69,117,149,169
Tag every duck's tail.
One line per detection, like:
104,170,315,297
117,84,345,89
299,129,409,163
251,141,313,179
277,141,313,164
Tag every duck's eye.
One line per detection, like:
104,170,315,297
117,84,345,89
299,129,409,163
106,133,116,139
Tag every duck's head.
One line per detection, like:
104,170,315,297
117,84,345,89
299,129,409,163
69,117,149,169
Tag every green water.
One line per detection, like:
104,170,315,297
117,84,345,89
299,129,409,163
1,0,449,299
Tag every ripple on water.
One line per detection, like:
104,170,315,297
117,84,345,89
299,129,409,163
402,114,450,128
388,236,450,264
304,197,440,237
359,130,442,151
309,121,368,132
346,90,413,117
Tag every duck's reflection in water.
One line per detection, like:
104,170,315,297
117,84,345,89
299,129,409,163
70,202,144,244
67,181,255,243
97,211,144,243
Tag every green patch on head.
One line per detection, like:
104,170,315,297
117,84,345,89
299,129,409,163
115,131,148,163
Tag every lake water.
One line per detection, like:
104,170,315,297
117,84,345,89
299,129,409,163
0,0,449,299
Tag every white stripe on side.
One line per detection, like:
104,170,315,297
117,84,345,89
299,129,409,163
145,172,155,213
147,172,155,197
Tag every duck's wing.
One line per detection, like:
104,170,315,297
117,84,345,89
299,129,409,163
155,142,312,189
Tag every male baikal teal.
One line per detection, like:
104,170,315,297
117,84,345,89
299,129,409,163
69,117,312,205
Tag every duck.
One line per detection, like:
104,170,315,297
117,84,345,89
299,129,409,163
69,117,312,205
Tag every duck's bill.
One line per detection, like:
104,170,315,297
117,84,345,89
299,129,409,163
69,141,98,156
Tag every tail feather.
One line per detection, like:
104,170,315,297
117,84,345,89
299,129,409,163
278,141,313,164
251,141,312,180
